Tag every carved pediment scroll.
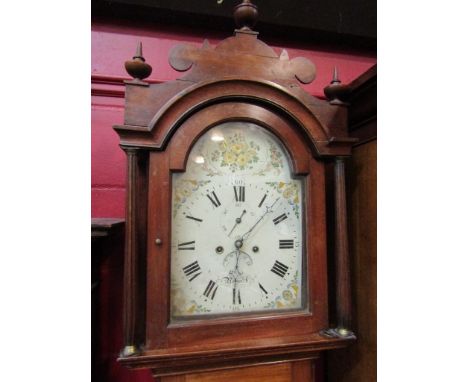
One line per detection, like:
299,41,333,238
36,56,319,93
169,32,316,85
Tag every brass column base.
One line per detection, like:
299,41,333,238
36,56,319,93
120,345,139,357
320,327,356,339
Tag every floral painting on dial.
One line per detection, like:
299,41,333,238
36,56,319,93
203,128,285,176
265,181,301,218
172,179,211,217
264,270,300,309
171,282,211,316
186,123,287,177
210,132,260,172
251,141,284,176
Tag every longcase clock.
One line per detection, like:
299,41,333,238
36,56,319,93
113,1,356,380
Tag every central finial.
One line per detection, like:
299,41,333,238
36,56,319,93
234,0,258,31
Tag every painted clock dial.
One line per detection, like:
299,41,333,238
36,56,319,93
170,121,305,319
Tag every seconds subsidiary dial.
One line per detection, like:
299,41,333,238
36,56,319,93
170,122,305,319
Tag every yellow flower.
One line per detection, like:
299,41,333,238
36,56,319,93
223,151,236,164
278,182,285,188
290,284,298,294
231,143,244,154
186,304,196,314
237,154,248,167
283,187,293,199
283,290,293,301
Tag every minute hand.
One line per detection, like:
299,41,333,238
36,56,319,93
240,197,280,241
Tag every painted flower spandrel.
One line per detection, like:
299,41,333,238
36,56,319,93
265,181,300,218
263,271,300,309
172,179,211,217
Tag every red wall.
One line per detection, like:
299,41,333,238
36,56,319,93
91,19,375,382
91,20,376,219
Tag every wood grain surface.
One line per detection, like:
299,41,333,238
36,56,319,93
159,360,316,382
327,141,376,382
186,363,291,382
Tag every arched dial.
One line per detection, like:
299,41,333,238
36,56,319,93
170,122,304,318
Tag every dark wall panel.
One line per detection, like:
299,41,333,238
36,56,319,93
92,0,376,50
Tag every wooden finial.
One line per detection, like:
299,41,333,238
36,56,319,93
332,66,339,83
324,66,349,105
125,41,152,83
134,41,143,59
234,0,258,31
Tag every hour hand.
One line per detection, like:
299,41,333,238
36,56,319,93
228,209,246,237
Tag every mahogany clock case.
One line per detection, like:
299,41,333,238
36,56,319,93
113,8,356,374
115,87,354,372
